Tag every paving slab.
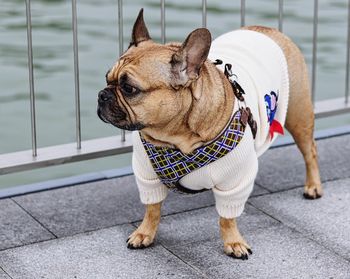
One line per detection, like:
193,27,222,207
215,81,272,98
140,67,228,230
250,178,350,260
256,134,350,192
13,175,215,238
169,224,350,279
0,224,204,279
250,184,270,196
151,205,278,249
0,269,11,279
0,199,54,251
153,195,350,278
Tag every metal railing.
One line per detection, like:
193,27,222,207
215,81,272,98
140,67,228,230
1,0,350,175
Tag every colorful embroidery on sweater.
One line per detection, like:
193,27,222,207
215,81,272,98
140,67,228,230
264,91,284,139
140,110,245,190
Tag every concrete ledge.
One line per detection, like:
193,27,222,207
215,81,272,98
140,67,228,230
0,166,133,199
0,135,133,175
1,126,350,200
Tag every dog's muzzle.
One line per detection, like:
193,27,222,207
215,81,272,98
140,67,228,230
98,88,114,105
97,87,127,124
97,87,145,131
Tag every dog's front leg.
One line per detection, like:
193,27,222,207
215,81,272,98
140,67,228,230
127,202,162,249
220,217,252,260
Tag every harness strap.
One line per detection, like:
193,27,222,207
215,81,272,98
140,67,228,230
140,109,245,192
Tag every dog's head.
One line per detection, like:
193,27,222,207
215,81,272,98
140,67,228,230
97,9,212,131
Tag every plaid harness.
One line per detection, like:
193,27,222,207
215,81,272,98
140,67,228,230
140,109,246,192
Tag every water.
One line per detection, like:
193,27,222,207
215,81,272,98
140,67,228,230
0,0,349,188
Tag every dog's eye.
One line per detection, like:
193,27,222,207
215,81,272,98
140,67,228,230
120,83,140,97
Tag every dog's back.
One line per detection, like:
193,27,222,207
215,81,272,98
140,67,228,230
208,29,289,156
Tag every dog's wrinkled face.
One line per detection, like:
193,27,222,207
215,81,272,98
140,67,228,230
97,42,181,131
97,9,211,131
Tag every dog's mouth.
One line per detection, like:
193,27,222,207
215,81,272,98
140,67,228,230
97,105,126,125
97,105,145,131
97,106,112,124
115,122,146,131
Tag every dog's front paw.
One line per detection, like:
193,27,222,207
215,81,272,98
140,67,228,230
224,242,252,260
127,229,155,249
303,184,323,199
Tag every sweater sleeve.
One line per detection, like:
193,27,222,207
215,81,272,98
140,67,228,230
211,127,258,218
132,131,168,204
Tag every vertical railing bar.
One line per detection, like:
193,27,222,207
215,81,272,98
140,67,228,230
25,0,37,157
72,0,81,149
345,0,350,104
311,0,318,104
118,0,125,142
202,0,207,28
161,0,165,44
240,0,246,27
278,0,283,32
118,0,123,57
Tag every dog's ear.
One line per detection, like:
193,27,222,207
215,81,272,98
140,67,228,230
170,28,211,89
130,9,151,47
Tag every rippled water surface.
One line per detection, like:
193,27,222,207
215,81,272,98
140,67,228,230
0,0,349,187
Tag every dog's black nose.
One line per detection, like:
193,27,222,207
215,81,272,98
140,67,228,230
98,89,113,103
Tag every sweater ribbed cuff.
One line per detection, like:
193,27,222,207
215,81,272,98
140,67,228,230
136,176,168,204
138,185,168,204
214,200,246,219
213,182,254,218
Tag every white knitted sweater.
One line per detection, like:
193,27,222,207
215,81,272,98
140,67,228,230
132,30,289,218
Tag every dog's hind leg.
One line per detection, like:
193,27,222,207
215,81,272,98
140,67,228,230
285,96,323,199
220,217,252,260
244,26,323,199
127,202,162,249
284,55,323,199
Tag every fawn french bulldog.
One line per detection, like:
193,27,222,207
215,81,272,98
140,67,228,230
97,9,322,259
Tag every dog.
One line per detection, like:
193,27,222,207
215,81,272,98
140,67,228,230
97,9,323,260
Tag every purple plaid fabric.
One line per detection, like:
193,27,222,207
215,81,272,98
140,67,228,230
140,110,245,189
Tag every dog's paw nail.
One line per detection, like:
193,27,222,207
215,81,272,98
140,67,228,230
229,253,237,259
247,248,253,255
127,243,135,249
126,238,130,243
229,253,246,260
303,192,320,200
303,193,313,199
303,186,323,200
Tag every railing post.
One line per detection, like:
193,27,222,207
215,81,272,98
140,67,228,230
202,0,207,28
25,0,37,157
345,0,350,104
118,0,123,62
278,0,283,32
118,0,125,142
72,0,81,149
311,0,318,105
240,0,246,27
161,0,166,44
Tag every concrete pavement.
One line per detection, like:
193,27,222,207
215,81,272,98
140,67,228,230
0,134,349,278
